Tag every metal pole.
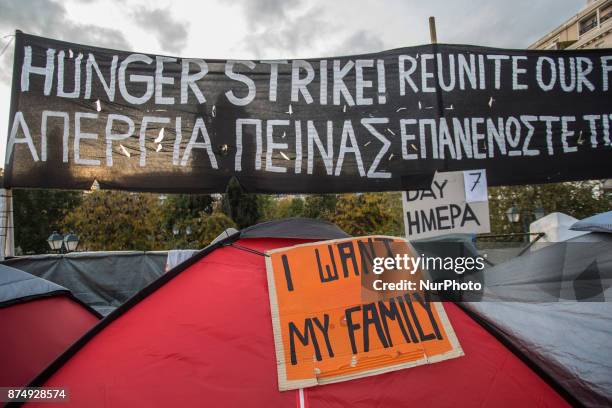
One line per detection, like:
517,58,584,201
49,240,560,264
0,189,15,259
0,189,6,260
523,212,530,243
429,16,438,44
401,16,439,239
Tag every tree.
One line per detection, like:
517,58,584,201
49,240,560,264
221,178,260,229
160,194,215,247
331,192,402,236
274,196,305,218
303,194,337,220
61,190,164,251
195,211,237,246
487,181,610,240
257,195,278,221
13,189,82,254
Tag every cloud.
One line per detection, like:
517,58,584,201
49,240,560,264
245,7,333,58
0,0,130,83
225,0,303,27
130,8,189,54
333,30,385,56
0,0,129,48
224,0,339,59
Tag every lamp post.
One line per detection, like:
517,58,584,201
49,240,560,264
533,206,546,221
171,224,194,249
47,231,79,254
505,206,520,223
47,231,64,252
506,204,546,242
603,179,612,199
63,233,80,252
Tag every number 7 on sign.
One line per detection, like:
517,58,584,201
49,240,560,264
463,170,488,203
468,172,482,191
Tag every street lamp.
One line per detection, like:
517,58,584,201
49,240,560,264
170,224,194,249
506,205,546,242
47,231,64,252
63,233,80,252
47,231,80,253
505,206,520,223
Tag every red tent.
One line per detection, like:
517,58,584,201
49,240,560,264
21,220,569,407
0,265,100,389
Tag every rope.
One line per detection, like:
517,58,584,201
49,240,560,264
225,242,270,257
0,35,14,58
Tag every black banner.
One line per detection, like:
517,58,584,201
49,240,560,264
3,32,611,193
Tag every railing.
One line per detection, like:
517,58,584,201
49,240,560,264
579,19,598,35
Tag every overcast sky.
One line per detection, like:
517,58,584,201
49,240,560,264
0,0,587,162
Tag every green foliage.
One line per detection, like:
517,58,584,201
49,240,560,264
61,190,164,251
160,194,215,247
257,195,278,221
195,211,237,245
488,181,611,240
60,191,236,250
257,194,337,222
12,178,610,254
331,192,403,236
274,196,305,218
304,194,337,220
13,189,82,254
221,178,260,228
162,194,214,222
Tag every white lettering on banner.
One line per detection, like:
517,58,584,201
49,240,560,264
105,114,135,166
57,50,83,98
6,112,39,163
21,46,55,95
85,54,118,101
291,60,315,104
6,37,611,193
6,111,612,175
19,48,610,106
74,112,100,166
180,118,218,168
155,56,177,105
180,59,208,104
118,54,154,105
262,60,288,102
225,60,256,106
41,111,69,162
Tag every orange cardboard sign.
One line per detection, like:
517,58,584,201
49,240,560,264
265,236,463,391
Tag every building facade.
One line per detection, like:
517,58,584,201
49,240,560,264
529,0,611,50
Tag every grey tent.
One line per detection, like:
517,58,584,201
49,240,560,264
462,228,612,407
2,251,167,315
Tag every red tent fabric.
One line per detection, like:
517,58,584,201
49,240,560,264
24,237,568,407
0,289,99,388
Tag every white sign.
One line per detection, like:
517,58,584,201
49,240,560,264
402,170,490,240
